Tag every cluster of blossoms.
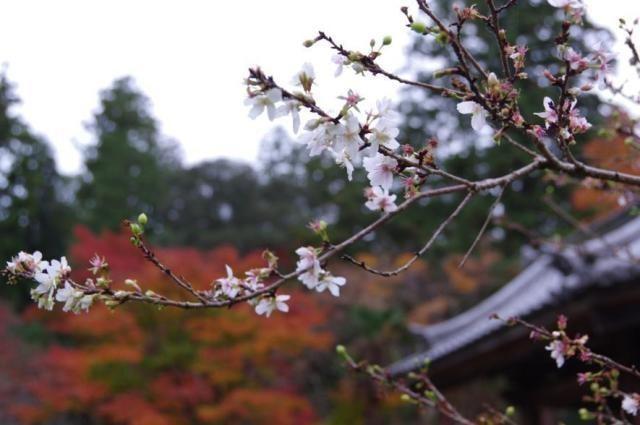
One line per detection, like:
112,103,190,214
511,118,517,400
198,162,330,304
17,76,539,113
210,264,290,318
452,0,613,146
548,0,585,25
534,97,592,140
245,62,404,216
5,251,96,313
295,247,346,296
528,315,640,418
455,71,524,135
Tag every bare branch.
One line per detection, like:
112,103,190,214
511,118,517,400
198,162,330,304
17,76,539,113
459,184,507,267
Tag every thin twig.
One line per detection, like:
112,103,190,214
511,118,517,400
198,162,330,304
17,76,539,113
341,191,474,276
459,184,507,267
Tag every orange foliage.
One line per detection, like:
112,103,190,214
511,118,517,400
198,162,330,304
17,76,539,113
443,250,500,294
407,296,451,325
10,226,332,425
572,133,640,219
196,389,316,425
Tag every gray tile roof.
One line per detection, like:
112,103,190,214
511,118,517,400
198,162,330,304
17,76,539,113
388,213,640,376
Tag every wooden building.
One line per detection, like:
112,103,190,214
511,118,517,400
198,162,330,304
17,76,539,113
389,212,640,423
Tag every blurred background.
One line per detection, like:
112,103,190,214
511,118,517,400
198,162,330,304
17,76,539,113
1,0,639,424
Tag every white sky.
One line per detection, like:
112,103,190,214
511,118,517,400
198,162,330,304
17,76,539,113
0,0,638,175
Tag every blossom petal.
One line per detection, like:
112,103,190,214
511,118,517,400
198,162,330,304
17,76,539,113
456,101,477,115
471,111,487,132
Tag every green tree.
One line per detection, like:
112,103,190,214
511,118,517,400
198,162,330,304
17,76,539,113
394,0,613,256
0,71,71,305
77,77,180,232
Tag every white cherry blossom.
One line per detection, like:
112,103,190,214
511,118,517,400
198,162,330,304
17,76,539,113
332,54,348,77
255,294,290,317
316,274,346,297
545,340,565,368
301,121,341,157
534,97,558,128
55,282,83,313
457,101,488,132
292,63,315,92
622,394,639,416
365,187,398,213
277,100,301,133
76,294,96,313
6,251,46,275
216,265,242,299
331,148,355,181
245,88,283,121
363,153,397,190
376,98,398,123
547,0,578,8
295,246,322,289
335,114,362,160
368,121,400,154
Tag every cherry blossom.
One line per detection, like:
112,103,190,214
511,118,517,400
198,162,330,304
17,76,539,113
506,45,528,69
546,0,581,9
31,258,70,311
375,98,398,123
277,100,302,133
547,0,584,23
368,120,400,154
332,54,348,77
244,270,266,292
566,100,591,134
338,89,364,110
6,251,46,276
295,246,322,289
331,148,355,181
55,282,79,310
363,153,397,190
254,294,290,317
245,88,283,121
545,340,565,368
88,254,108,275
301,121,341,157
315,274,346,297
591,44,615,87
215,265,242,299
622,394,639,416
456,101,488,132
335,114,362,160
364,187,398,213
292,63,315,92
563,47,588,72
534,97,558,128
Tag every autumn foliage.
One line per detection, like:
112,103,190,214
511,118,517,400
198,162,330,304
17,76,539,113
8,226,333,425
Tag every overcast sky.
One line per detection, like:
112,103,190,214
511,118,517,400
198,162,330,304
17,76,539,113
0,0,638,174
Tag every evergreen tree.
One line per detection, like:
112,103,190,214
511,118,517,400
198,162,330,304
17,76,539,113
77,77,180,232
0,71,71,305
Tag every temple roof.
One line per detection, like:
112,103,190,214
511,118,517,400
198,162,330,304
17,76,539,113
388,211,640,376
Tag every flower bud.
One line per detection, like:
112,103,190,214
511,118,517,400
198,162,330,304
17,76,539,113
410,22,427,34
303,39,315,48
578,408,593,420
137,213,148,225
348,51,362,62
130,223,143,236
382,35,392,46
505,406,515,416
424,390,436,401
124,279,142,292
